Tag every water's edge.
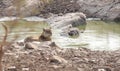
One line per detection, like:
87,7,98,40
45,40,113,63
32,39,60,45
0,17,120,51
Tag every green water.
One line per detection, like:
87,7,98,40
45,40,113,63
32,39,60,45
0,20,50,42
52,21,120,51
0,20,120,51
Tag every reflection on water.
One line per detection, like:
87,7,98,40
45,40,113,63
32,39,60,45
0,20,49,42
52,21,120,51
0,20,120,51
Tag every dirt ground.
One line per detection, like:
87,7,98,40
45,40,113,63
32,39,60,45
1,41,120,71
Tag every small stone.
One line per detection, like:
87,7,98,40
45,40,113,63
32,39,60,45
7,66,16,71
49,65,61,69
50,55,68,64
16,42,24,46
25,43,38,49
49,42,57,47
11,43,21,48
22,68,29,71
77,68,85,71
116,59,120,63
88,59,97,64
93,66,112,71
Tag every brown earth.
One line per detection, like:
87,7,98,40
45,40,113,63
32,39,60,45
2,41,120,71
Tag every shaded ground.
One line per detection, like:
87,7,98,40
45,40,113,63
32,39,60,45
2,41,120,71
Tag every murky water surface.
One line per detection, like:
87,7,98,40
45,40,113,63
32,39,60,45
0,20,49,42
53,21,120,51
0,19,120,51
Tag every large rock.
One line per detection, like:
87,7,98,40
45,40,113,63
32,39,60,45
77,0,120,21
19,0,41,17
0,0,52,17
68,27,80,37
60,27,80,37
44,0,120,21
39,0,120,21
49,12,86,29
48,12,86,38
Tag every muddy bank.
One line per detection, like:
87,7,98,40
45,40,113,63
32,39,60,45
2,41,120,71
0,0,120,21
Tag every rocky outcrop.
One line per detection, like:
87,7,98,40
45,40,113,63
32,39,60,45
42,0,80,14
44,0,120,21
77,0,120,21
0,0,120,21
0,0,52,17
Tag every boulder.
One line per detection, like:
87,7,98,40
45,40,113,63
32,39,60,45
49,12,86,29
2,6,17,16
19,0,41,17
0,0,52,17
106,3,120,22
60,25,80,37
68,27,80,37
77,0,120,21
